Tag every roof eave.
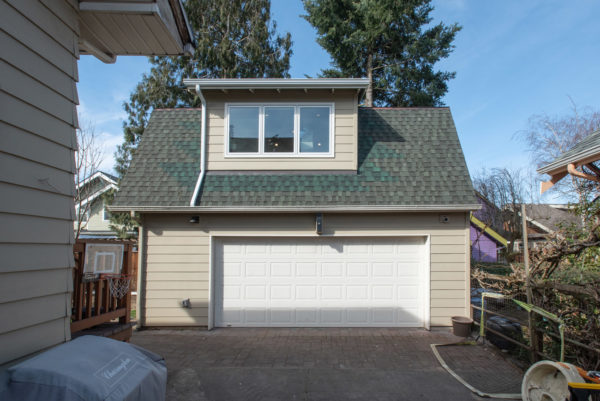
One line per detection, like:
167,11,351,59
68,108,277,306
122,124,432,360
183,78,370,91
537,145,600,175
109,204,481,213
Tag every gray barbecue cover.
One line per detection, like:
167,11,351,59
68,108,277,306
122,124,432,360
0,335,167,401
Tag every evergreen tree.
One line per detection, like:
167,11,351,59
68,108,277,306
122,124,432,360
111,0,292,237
115,0,292,176
303,0,460,107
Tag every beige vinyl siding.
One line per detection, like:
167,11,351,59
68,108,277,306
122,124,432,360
141,212,469,327
204,90,358,170
0,0,77,365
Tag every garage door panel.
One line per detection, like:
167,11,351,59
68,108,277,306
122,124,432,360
215,237,427,327
271,309,293,324
271,262,293,276
373,308,394,323
296,262,317,276
372,262,393,277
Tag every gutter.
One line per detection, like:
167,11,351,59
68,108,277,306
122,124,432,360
190,84,207,206
182,78,370,91
110,204,482,213
537,145,600,174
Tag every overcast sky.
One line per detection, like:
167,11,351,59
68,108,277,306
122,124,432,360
77,0,600,202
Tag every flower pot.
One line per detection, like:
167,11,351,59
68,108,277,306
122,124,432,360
451,316,473,337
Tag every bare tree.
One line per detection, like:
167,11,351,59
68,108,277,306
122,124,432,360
74,120,104,239
473,168,532,260
520,100,600,204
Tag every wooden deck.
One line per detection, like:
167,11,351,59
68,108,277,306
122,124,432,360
71,240,136,341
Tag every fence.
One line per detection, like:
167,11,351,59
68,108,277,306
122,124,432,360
472,291,600,367
71,239,136,339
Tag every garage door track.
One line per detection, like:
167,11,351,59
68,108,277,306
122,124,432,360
132,328,520,401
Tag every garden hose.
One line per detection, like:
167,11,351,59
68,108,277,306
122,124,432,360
431,342,522,399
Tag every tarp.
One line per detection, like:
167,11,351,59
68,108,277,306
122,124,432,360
1,336,167,401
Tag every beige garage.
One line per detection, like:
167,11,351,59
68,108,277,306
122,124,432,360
113,81,478,330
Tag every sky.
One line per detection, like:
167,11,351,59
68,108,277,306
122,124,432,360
77,0,600,201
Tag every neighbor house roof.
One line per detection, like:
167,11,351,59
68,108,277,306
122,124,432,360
538,129,600,175
76,171,118,210
113,107,478,211
522,204,582,234
537,130,600,193
470,215,507,246
77,171,118,189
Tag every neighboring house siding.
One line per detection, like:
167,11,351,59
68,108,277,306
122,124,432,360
205,89,358,171
0,0,78,364
470,225,498,263
140,212,469,327
83,199,111,232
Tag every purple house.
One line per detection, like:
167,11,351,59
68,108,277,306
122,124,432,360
470,193,507,263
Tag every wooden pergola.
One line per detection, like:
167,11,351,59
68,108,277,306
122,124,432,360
538,129,600,193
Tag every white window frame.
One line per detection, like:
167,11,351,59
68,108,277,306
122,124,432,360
102,202,110,221
224,102,335,158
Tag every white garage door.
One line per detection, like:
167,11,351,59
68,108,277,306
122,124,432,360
214,237,428,327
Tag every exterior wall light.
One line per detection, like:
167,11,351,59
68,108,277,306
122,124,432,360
189,216,200,224
316,213,323,235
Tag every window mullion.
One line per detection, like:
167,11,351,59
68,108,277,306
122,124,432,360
259,106,264,155
294,106,299,155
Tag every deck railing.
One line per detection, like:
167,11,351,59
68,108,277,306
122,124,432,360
71,240,135,334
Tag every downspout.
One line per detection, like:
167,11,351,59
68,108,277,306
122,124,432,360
190,84,207,206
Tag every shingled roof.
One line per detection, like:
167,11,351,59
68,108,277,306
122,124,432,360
113,107,477,210
538,129,600,174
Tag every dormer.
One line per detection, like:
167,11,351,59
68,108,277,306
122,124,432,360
183,79,369,171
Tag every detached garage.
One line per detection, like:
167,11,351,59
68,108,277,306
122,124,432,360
112,98,478,329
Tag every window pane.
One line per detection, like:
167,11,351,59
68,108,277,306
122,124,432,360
229,107,259,153
264,107,294,153
300,107,330,153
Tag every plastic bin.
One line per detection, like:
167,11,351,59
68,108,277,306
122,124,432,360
451,316,473,337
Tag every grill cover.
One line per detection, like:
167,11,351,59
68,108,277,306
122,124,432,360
1,335,167,401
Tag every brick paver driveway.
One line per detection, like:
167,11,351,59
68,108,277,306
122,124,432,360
132,328,516,401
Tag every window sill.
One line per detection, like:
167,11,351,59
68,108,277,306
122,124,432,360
223,153,336,159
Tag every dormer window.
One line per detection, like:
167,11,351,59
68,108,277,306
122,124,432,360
225,103,334,157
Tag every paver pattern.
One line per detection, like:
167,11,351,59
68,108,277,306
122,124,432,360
132,328,522,401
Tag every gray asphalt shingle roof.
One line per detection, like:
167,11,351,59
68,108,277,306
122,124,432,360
538,129,600,174
114,107,477,209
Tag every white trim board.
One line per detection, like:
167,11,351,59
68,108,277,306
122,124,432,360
224,102,335,158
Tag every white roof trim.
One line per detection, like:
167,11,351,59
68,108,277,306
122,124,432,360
109,204,481,213
537,144,600,174
183,78,370,91
76,184,118,210
525,216,553,234
79,2,159,14
77,172,118,190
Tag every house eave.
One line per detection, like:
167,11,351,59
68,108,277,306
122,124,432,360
537,145,600,175
109,204,481,213
79,0,195,62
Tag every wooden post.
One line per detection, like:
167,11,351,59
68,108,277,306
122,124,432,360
521,204,539,362
120,243,132,324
